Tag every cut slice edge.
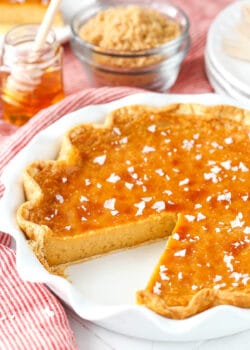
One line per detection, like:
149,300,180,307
136,214,250,319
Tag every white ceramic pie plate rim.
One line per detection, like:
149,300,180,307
1,92,250,342
206,0,250,95
204,49,250,103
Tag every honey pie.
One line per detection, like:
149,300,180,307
17,103,250,319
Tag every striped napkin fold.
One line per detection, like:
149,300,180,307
0,244,77,350
0,87,140,350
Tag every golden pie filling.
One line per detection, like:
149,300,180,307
18,104,250,318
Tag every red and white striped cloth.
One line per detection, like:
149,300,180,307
0,245,77,350
0,0,233,348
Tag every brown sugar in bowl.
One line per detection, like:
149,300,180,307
70,1,190,91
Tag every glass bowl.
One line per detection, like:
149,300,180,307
70,0,190,91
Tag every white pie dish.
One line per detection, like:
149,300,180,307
0,92,250,342
206,0,250,97
205,49,250,104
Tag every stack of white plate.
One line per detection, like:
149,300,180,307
205,0,250,104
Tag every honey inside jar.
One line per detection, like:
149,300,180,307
0,0,63,32
0,25,64,126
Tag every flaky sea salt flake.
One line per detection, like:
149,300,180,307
104,198,116,210
119,137,128,144
211,165,221,174
194,203,202,209
221,160,231,170
142,145,155,153
163,189,173,196
230,212,244,228
142,197,152,202
197,212,206,221
204,172,218,183
243,227,250,234
155,168,164,176
113,127,121,135
152,201,165,212
241,194,248,202
125,182,134,190
153,282,161,295
185,214,195,222
213,275,222,282
147,125,156,133
224,255,234,272
242,275,250,285
174,249,186,257
106,173,121,183
173,233,180,240
131,173,138,180
85,179,91,186
160,265,168,272
224,137,233,144
217,192,231,202
55,194,64,204
134,201,146,216
178,272,183,280
93,154,106,165
80,195,89,202
179,178,189,186
195,154,202,160
239,162,249,172
213,283,226,290
182,139,194,151
160,272,170,281
211,141,223,149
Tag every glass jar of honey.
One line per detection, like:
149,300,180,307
0,24,64,126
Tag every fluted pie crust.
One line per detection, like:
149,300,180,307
17,103,250,319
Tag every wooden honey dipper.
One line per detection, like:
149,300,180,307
6,0,62,92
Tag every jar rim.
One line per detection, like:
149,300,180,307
2,24,61,65
4,24,57,50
